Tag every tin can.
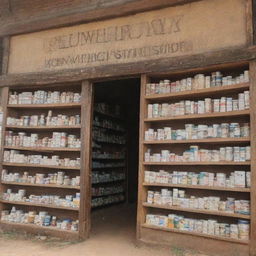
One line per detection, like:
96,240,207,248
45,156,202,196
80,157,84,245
205,98,212,113
230,224,239,239
220,123,229,138
238,93,245,110
213,99,220,112
238,220,249,240
225,147,233,161
220,97,226,112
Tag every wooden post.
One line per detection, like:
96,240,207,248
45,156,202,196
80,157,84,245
249,61,256,256
79,80,93,239
1,37,10,75
136,74,150,240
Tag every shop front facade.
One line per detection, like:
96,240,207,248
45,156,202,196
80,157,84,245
0,0,256,255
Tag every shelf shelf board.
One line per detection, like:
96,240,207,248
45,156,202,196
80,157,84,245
144,137,250,145
7,103,81,109
143,203,250,219
3,162,80,170
94,111,124,121
0,200,79,211
4,146,80,152
143,183,250,192
92,199,125,209
143,161,250,166
93,124,125,133
6,125,81,130
92,157,125,160
0,221,78,235
92,166,125,169
1,181,80,190
144,110,250,122
93,139,126,145
92,191,125,198
145,82,250,101
92,179,125,185
141,224,249,245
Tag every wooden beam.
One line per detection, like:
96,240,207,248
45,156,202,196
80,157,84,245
1,37,10,75
0,46,256,87
79,80,93,239
249,60,256,256
0,0,200,36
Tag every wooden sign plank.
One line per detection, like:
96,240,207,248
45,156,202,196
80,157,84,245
8,0,249,74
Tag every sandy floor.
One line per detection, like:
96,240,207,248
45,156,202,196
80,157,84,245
0,204,206,256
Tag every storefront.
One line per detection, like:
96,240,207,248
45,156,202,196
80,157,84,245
0,0,255,255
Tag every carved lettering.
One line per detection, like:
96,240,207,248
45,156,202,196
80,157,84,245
43,14,184,53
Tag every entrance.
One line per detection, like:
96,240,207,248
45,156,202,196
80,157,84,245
90,78,141,238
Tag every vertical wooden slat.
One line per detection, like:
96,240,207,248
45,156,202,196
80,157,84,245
1,37,10,75
245,0,253,46
253,0,256,45
249,61,256,256
136,74,150,240
79,80,93,239
0,87,9,213
0,36,10,213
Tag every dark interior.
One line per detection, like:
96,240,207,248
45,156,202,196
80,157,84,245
92,78,140,208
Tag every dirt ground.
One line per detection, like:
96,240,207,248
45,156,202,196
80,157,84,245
0,204,207,256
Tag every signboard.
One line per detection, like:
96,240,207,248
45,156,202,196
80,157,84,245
8,0,249,74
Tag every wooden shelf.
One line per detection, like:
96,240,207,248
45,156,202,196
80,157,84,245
92,157,125,160
92,199,125,209
138,72,253,253
93,139,125,145
144,110,250,122
1,181,80,190
0,221,78,235
3,162,80,170
92,179,125,185
0,200,79,211
141,224,249,245
143,203,250,219
145,82,250,101
93,124,125,133
4,146,80,152
144,137,250,145
94,111,124,121
143,183,250,192
92,166,125,169
6,125,81,130
7,103,81,109
143,161,251,166
92,191,125,198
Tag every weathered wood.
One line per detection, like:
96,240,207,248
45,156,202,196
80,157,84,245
0,47,255,87
1,37,10,75
80,80,93,239
140,227,249,256
253,0,256,45
136,74,149,239
249,61,256,256
7,0,249,74
0,0,200,37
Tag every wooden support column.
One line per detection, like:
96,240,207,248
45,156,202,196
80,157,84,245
249,61,256,256
79,80,93,239
136,74,150,240
0,37,10,213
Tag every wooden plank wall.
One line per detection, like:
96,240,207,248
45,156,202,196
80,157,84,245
0,0,199,36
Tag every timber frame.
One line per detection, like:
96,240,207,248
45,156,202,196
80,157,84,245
1,0,256,256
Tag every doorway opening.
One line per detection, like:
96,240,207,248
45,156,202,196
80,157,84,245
91,78,141,239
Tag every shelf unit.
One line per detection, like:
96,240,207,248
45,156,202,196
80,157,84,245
137,63,255,256
91,104,127,208
0,81,93,240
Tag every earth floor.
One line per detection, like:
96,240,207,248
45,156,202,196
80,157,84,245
0,203,207,256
